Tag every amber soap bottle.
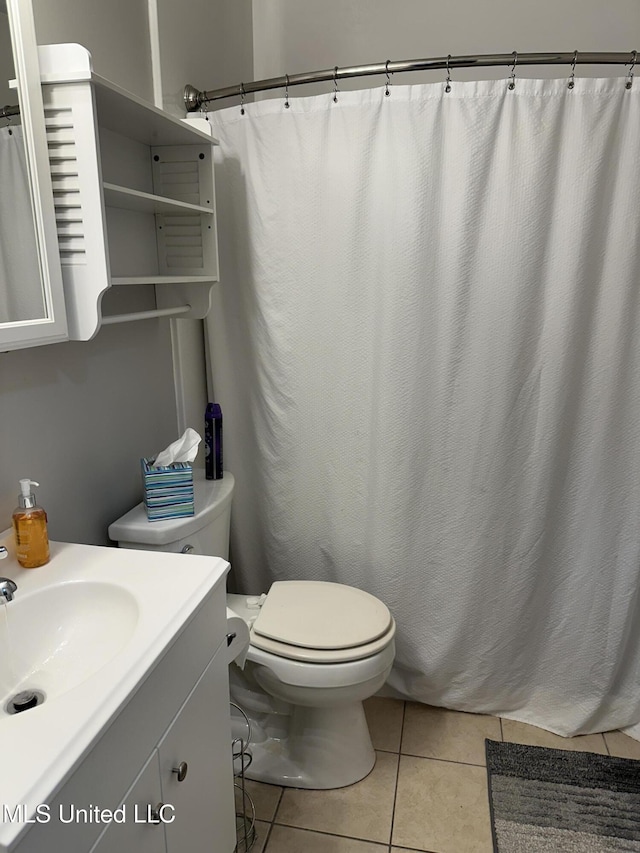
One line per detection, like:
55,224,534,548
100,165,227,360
12,479,50,568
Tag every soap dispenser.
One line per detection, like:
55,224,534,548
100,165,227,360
12,479,50,568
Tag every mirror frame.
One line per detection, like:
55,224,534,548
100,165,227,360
3,0,67,350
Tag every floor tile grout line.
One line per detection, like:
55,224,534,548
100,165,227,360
270,785,285,824
398,698,407,755
256,786,285,849
387,700,407,851
259,818,275,852
391,846,440,853
399,751,488,768
269,819,390,847
265,810,442,851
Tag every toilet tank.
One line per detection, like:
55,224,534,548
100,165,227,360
108,470,234,558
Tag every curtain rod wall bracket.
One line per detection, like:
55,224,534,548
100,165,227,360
183,84,204,112
1,103,21,119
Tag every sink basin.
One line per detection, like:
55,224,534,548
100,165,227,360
0,581,139,706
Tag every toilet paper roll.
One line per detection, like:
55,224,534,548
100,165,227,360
225,607,250,668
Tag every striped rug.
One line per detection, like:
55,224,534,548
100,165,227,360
486,739,640,852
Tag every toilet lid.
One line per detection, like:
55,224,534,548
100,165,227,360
251,580,393,651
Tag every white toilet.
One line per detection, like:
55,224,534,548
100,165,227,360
108,470,396,789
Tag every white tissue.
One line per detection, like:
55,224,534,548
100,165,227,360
225,607,250,668
154,428,201,467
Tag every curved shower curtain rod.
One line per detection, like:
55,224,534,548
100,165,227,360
184,50,637,110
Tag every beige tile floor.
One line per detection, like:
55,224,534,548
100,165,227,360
237,698,640,853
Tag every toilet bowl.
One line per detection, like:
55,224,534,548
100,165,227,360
227,582,395,788
108,471,396,789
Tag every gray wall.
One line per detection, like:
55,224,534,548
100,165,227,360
32,0,154,102
0,323,177,545
0,0,253,545
253,0,639,94
158,0,253,118
0,11,14,108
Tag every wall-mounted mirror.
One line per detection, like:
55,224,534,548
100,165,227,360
0,0,67,349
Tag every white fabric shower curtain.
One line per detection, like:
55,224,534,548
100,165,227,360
206,76,640,737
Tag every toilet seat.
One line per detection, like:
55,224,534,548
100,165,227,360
249,581,395,664
249,618,396,663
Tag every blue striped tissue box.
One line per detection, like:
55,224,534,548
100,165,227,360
141,457,194,521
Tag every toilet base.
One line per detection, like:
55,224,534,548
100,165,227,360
232,699,376,789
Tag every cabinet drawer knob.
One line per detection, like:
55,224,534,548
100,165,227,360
172,761,188,782
149,802,166,824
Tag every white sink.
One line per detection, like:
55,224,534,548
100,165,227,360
0,581,139,705
0,530,229,852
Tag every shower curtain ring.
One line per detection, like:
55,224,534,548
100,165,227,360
445,54,452,93
240,82,246,115
508,51,518,90
333,66,339,103
568,50,578,89
626,50,637,89
284,74,290,108
385,60,391,96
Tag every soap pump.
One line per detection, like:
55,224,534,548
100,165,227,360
12,479,50,568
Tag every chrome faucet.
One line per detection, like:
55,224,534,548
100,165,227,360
0,577,17,604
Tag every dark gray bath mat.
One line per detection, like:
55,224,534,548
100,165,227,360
486,738,640,852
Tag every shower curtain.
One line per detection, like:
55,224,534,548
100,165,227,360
205,75,640,737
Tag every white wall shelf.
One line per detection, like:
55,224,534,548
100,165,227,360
38,44,219,340
103,183,216,216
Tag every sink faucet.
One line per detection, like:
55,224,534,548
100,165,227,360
0,577,17,604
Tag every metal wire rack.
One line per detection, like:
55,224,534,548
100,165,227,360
231,702,256,852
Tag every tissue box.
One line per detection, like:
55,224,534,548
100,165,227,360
141,457,194,521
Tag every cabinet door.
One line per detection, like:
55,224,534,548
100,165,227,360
2,0,68,350
89,752,166,853
158,645,235,853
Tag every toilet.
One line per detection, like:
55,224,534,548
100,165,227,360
108,470,396,789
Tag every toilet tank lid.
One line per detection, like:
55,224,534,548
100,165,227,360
107,470,234,545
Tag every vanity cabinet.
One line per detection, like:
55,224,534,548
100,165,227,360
36,44,219,341
90,645,235,853
13,583,236,853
